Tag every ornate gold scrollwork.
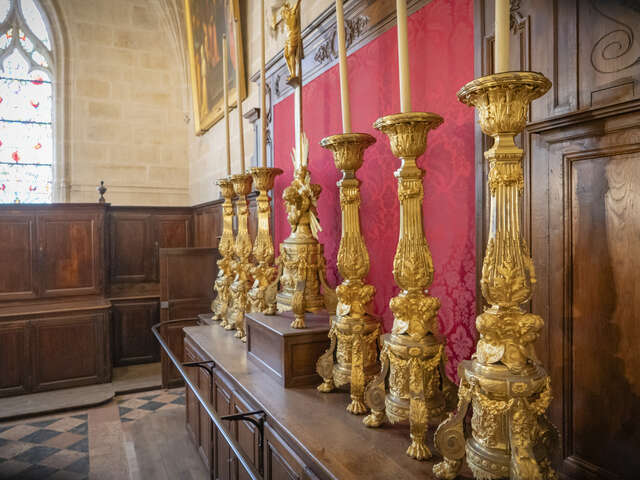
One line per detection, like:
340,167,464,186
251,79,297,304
433,72,558,480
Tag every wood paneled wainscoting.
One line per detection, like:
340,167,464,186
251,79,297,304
0,196,258,398
475,0,640,478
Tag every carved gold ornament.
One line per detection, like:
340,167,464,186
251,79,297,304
213,177,236,328
315,133,381,415
361,113,456,461
433,71,558,480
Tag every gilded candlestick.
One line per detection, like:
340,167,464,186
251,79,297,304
433,72,557,480
315,133,380,415
228,173,254,342
213,177,236,327
248,167,283,314
362,113,456,461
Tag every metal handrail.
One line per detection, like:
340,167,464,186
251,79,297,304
152,321,263,480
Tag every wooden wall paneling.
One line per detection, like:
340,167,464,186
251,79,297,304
193,200,224,248
109,211,154,284
37,213,103,297
0,320,30,397
111,300,160,366
30,311,109,392
0,214,37,301
531,111,640,480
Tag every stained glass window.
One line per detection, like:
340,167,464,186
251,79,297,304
0,0,54,203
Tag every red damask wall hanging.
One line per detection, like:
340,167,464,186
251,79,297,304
272,0,476,379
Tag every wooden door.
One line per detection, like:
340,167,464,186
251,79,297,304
109,212,154,284
37,213,103,297
112,300,160,366
158,248,218,387
474,1,640,478
0,214,37,301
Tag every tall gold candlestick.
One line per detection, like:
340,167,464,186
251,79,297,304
396,0,411,112
362,112,456,460
233,14,245,172
260,0,268,166
228,173,253,341
335,0,351,133
316,133,380,415
223,35,231,175
248,166,283,314
214,177,236,326
433,72,557,480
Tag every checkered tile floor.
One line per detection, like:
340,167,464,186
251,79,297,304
116,389,185,423
0,388,185,479
0,413,89,479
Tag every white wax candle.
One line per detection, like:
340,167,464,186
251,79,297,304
223,35,231,176
234,18,245,172
336,0,351,133
396,0,411,113
260,0,267,167
495,0,510,73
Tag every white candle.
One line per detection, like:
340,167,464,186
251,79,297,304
494,0,510,73
336,0,351,133
223,35,231,176
234,18,245,172
396,0,411,113
260,0,267,167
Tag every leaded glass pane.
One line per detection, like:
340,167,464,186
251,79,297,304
0,0,54,203
19,0,50,50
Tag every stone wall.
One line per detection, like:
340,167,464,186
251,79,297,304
52,0,191,205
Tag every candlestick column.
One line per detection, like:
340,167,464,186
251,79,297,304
433,72,557,480
213,178,236,326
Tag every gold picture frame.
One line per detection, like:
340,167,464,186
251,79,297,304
184,0,246,135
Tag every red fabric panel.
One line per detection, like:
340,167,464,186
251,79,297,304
272,0,476,378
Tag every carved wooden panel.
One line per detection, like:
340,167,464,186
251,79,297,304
531,111,640,479
154,214,192,248
0,215,36,301
31,312,108,392
232,393,259,479
264,424,305,480
112,300,160,366
38,214,103,297
215,372,233,480
194,200,223,248
0,320,30,397
109,212,154,284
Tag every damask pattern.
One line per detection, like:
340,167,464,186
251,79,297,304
273,0,475,380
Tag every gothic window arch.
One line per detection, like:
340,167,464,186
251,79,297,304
0,0,54,203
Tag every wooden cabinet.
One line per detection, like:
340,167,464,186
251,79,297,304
0,215,37,301
111,300,160,366
0,320,30,397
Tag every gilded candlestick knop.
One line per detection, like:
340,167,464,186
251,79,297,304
213,177,236,327
315,133,381,415
433,72,558,480
362,113,456,461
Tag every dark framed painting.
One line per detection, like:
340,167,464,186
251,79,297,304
184,0,246,135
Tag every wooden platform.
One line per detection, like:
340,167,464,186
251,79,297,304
245,311,330,387
184,324,464,480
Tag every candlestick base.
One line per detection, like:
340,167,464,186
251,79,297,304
433,72,558,480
